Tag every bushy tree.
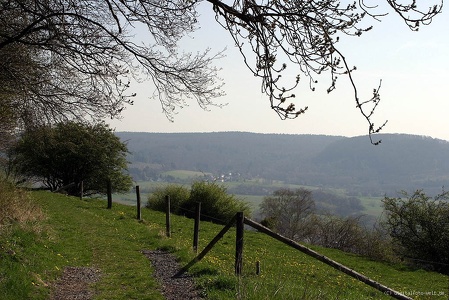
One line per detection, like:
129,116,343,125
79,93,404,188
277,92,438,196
13,121,132,196
260,188,315,240
383,190,449,273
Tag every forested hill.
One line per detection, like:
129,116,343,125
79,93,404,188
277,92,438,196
116,132,449,196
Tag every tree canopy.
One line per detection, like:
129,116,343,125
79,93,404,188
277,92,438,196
383,190,449,274
12,121,132,196
0,0,443,141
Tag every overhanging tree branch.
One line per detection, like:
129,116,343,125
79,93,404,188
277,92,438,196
206,0,442,143
0,0,223,127
0,0,443,142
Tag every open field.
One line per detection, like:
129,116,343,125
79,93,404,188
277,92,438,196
359,196,386,217
163,170,212,180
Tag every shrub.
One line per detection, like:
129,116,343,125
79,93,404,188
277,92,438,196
146,184,190,214
181,181,251,224
304,214,394,261
306,214,364,252
359,223,396,261
146,181,251,223
258,188,394,262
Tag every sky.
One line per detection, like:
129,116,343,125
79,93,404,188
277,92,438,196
109,2,449,141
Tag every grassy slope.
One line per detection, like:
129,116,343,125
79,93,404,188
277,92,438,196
1,192,448,299
1,191,164,300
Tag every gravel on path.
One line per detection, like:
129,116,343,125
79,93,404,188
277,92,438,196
142,249,205,300
50,266,100,300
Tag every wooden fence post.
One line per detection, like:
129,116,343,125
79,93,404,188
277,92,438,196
79,181,83,201
235,212,244,276
175,215,236,277
193,202,201,253
256,261,261,275
136,185,141,220
107,180,112,209
165,195,171,237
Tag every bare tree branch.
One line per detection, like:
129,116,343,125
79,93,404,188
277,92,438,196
0,0,443,143
0,0,224,127
206,0,442,143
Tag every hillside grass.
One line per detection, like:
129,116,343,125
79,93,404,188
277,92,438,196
0,191,164,300
3,191,447,299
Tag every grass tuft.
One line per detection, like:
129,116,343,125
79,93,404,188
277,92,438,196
0,177,45,226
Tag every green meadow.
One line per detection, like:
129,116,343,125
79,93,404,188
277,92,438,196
1,191,447,299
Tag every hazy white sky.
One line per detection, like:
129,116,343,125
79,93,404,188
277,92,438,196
110,2,449,141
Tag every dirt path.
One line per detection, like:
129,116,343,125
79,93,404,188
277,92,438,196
142,250,205,300
50,250,204,300
50,267,100,300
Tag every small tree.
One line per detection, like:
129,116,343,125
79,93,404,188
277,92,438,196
260,188,315,240
13,121,132,196
382,190,449,273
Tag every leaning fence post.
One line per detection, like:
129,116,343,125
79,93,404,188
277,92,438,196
136,185,141,220
235,212,244,276
107,180,112,209
193,202,201,253
165,195,171,237
175,215,236,277
243,217,413,300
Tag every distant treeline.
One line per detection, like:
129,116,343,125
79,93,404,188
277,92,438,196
117,132,449,197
